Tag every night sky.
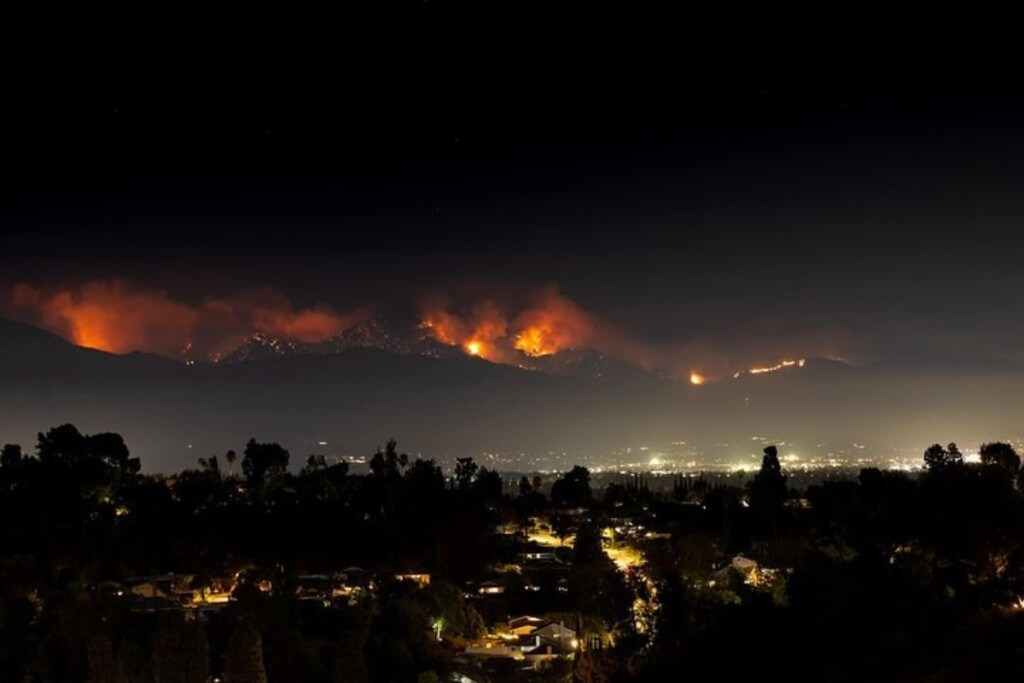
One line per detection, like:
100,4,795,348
4,6,1024,370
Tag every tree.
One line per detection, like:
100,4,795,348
301,454,328,474
947,442,963,466
369,439,408,479
551,514,576,546
85,634,126,683
924,442,964,472
572,523,605,566
333,631,368,683
404,459,445,497
518,475,532,497
923,443,947,472
473,467,503,501
241,439,290,489
198,455,220,477
36,423,87,468
551,466,591,507
980,442,1020,473
0,443,23,469
225,449,237,477
223,614,267,683
34,424,138,496
749,445,788,514
454,457,478,490
87,432,139,475
152,614,209,683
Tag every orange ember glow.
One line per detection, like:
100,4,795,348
690,372,706,386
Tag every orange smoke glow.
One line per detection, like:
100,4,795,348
421,287,595,361
421,298,509,361
5,280,360,359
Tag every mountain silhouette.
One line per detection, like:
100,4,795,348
2,318,1023,473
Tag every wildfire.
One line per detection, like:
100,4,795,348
6,280,360,359
689,372,706,386
511,290,593,357
733,358,806,378
514,327,554,357
420,286,593,361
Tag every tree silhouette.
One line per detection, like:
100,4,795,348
197,455,220,478
473,467,502,501
333,631,369,683
36,423,88,467
369,439,408,479
223,614,267,683
979,442,1020,473
749,445,788,516
151,614,208,683
946,442,963,466
86,634,127,683
923,443,947,471
551,465,591,506
241,439,290,489
924,442,964,472
87,432,140,476
454,457,478,490
551,514,575,546
0,443,22,469
518,475,531,497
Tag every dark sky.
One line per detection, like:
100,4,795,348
4,5,1024,367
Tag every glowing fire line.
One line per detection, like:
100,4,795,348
734,358,806,379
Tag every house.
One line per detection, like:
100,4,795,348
297,574,334,602
394,572,431,587
533,622,577,652
475,580,505,596
508,615,545,635
462,617,577,673
517,551,559,564
713,555,761,584
126,574,195,603
505,617,577,652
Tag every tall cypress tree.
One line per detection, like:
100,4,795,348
152,614,209,683
223,615,267,683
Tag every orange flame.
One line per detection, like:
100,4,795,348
512,288,593,357
421,298,508,361
733,358,807,378
689,372,705,386
421,287,594,361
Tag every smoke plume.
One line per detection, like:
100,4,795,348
4,280,362,359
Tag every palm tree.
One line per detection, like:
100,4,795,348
225,449,237,478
